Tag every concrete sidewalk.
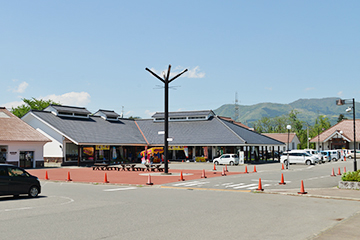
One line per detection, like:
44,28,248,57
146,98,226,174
264,187,360,240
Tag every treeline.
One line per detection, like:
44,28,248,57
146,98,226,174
252,110,346,149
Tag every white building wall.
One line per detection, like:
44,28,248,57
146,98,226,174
0,141,45,168
23,114,64,158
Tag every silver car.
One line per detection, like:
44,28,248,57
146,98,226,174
213,154,239,165
280,151,319,165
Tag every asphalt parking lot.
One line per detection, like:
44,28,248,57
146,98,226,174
1,161,360,240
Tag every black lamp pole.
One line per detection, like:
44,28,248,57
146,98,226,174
145,65,188,174
336,98,357,171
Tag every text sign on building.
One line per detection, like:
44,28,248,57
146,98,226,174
96,145,110,150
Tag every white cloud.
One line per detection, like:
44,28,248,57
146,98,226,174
337,91,343,97
2,100,24,109
144,110,155,118
42,92,91,106
305,87,314,91
12,81,29,93
184,66,205,78
265,87,272,91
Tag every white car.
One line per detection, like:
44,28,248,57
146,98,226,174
304,149,324,163
280,151,319,165
213,154,239,165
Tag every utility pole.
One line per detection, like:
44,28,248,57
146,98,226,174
145,65,188,174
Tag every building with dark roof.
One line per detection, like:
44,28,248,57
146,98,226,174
0,107,51,168
22,106,284,166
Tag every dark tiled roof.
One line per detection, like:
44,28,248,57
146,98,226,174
49,105,91,115
136,116,284,146
218,118,285,145
94,110,119,118
152,110,214,119
30,110,146,145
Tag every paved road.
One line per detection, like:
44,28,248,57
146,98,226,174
165,160,351,191
1,161,359,240
0,173,358,239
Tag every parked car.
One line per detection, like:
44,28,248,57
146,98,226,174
321,150,339,161
304,149,324,163
0,164,41,198
213,154,239,165
319,151,329,162
280,150,319,165
348,150,360,159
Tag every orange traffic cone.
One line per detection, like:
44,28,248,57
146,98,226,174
344,156,346,161
344,167,346,173
281,163,284,170
201,169,207,178
256,178,264,191
330,168,336,177
45,171,49,180
253,166,257,173
222,167,226,176
225,165,228,172
146,174,153,185
179,171,185,181
298,180,307,194
244,166,248,174
338,167,341,175
279,173,286,185
213,164,217,174
104,173,109,183
67,171,72,181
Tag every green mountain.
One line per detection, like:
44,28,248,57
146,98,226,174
214,97,359,127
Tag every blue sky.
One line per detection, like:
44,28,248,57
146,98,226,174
1,1,359,118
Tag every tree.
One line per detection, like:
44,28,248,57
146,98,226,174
11,98,60,118
337,114,347,123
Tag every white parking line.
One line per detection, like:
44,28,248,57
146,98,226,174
103,187,137,192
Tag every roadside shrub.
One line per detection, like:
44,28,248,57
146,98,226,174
342,170,360,182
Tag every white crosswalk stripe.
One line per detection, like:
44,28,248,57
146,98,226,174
172,181,210,187
170,181,272,190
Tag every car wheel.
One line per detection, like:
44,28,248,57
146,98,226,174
28,186,39,198
214,161,219,165
306,160,311,165
332,158,337,162
283,160,288,166
230,161,234,166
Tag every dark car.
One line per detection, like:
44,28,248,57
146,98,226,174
0,164,41,198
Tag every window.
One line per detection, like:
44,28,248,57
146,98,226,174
0,167,7,176
66,143,78,161
8,167,28,177
0,146,7,163
82,146,94,161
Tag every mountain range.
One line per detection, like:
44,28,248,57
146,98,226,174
213,97,359,127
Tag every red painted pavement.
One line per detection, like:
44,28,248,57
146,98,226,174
27,167,250,185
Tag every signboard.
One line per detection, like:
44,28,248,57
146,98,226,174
96,145,110,150
195,157,206,162
239,151,244,164
168,146,184,151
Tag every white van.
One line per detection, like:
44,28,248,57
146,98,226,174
304,149,324,163
321,150,339,161
280,150,320,165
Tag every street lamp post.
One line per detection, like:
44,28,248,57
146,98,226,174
336,98,357,171
145,65,188,174
286,124,291,169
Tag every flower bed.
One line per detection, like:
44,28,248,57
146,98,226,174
339,170,360,189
